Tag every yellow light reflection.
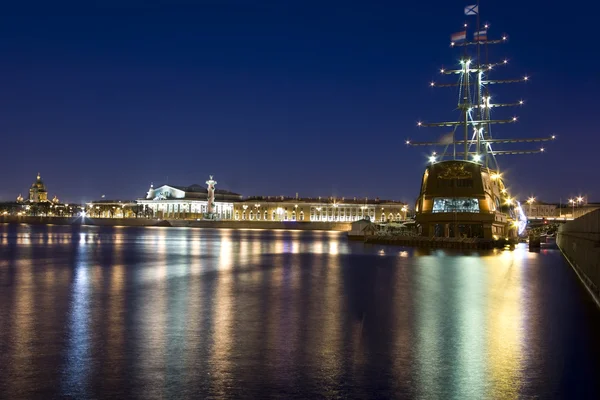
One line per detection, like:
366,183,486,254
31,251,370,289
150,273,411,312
7,259,35,396
209,259,234,396
484,249,524,397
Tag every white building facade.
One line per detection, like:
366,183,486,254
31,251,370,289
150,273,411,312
137,182,241,220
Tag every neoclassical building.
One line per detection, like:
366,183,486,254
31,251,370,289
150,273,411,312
91,175,408,222
9,173,66,216
136,178,242,220
232,196,408,223
19,173,60,204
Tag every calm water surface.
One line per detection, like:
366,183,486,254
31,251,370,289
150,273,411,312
0,224,599,399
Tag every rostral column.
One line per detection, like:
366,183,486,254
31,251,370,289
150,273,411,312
206,175,217,215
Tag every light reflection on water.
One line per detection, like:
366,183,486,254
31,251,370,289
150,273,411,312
0,224,599,399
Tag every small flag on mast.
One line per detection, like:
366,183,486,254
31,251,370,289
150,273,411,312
474,30,487,41
451,31,466,42
439,132,454,145
464,5,478,15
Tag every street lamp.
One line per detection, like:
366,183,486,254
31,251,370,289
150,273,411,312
526,196,535,216
570,197,584,218
568,198,576,217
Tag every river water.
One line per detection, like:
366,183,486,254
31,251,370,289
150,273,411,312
0,224,599,399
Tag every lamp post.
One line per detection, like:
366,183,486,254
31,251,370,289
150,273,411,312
527,197,535,217
571,196,584,218
568,198,578,218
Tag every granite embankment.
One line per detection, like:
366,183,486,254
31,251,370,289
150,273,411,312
557,209,600,306
0,216,352,232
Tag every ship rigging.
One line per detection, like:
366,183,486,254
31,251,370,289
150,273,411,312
406,1,555,172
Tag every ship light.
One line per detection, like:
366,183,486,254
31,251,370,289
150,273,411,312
473,154,481,162
519,100,524,105
429,155,437,163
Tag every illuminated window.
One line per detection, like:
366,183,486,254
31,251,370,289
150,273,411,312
432,198,479,213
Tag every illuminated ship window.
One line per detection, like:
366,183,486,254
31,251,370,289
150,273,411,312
432,198,479,213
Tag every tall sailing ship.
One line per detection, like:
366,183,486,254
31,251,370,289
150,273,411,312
409,2,554,240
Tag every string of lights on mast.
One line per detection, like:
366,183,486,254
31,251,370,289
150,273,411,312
406,2,556,172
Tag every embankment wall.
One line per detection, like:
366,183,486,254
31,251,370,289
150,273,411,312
0,216,351,232
557,209,600,306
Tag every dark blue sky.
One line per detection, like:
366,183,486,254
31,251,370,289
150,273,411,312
1,0,597,204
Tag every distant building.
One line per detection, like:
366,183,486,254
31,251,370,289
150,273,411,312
136,180,242,220
233,196,407,223
95,175,408,222
26,173,50,203
525,201,557,218
10,173,68,216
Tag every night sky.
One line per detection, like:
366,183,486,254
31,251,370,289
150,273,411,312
1,0,597,204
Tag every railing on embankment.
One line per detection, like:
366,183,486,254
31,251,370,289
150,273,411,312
557,209,600,305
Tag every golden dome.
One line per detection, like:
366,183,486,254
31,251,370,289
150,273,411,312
30,173,47,191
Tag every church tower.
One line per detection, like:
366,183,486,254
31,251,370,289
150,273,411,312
29,173,48,203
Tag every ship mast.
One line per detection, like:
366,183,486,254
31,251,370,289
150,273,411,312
408,2,555,172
